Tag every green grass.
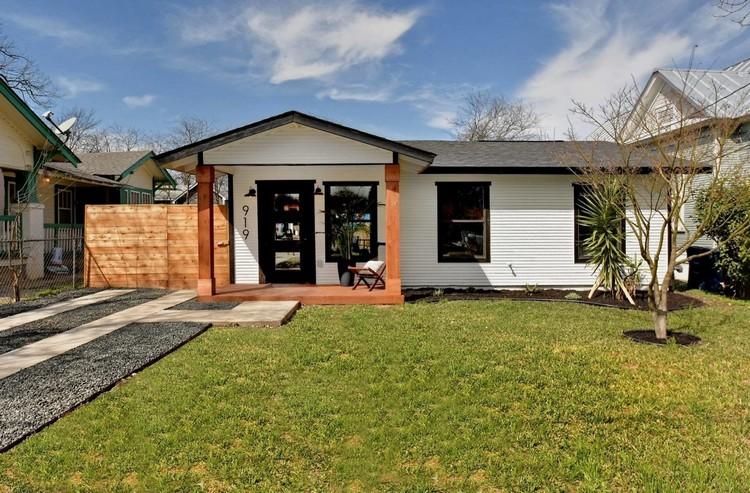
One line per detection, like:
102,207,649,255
2,294,750,492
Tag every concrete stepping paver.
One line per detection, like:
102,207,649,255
0,290,196,380
0,290,134,333
148,300,300,326
0,290,301,381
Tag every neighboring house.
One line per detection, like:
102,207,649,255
0,76,87,280
155,111,670,298
624,57,750,281
154,181,226,205
60,150,176,206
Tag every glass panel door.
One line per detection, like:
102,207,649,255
257,181,315,284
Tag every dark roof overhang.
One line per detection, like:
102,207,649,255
154,111,436,165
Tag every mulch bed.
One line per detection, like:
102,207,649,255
0,321,209,451
169,298,241,311
404,288,703,311
0,290,167,355
623,330,702,346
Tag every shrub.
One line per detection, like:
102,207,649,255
695,176,750,298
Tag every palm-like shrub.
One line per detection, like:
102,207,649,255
578,182,636,303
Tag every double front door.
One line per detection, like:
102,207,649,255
257,181,316,284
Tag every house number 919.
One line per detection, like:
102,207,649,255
242,204,250,239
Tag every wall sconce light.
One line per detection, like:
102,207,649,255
244,187,256,197
314,186,323,196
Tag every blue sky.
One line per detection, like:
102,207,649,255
1,0,748,140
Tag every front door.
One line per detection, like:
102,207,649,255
257,181,316,284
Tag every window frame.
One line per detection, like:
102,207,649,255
4,179,16,215
436,181,491,263
573,183,626,264
55,186,74,225
323,181,379,263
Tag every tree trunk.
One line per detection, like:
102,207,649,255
652,289,668,340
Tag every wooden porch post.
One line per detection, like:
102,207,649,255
196,162,215,296
385,163,401,292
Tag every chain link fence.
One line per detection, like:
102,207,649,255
0,236,84,304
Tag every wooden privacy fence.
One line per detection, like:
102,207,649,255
84,205,230,289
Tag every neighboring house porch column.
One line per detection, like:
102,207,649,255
196,163,215,296
385,163,401,292
12,171,44,280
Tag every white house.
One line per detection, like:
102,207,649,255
155,111,669,301
624,57,750,282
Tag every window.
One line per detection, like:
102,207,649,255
141,192,152,204
437,182,490,262
325,183,378,262
573,184,625,263
130,191,141,204
4,179,16,215
56,188,74,224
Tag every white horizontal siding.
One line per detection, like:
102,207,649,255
401,170,668,288
205,123,393,165
0,112,33,171
224,165,386,285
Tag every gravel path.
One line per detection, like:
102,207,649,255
0,289,101,318
0,321,208,451
0,290,168,355
169,298,241,310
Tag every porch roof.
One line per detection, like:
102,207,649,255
43,162,124,187
154,111,437,165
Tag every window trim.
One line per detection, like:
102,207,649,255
4,179,16,215
323,181,379,263
55,186,74,225
573,183,626,264
436,181,491,263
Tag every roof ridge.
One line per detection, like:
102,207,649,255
656,67,750,75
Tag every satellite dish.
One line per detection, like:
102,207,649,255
56,117,77,135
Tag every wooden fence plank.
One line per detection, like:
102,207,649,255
85,204,229,289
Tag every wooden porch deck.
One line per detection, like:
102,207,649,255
202,284,404,305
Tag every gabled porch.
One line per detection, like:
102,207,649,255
154,111,436,305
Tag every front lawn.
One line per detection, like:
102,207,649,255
2,295,750,491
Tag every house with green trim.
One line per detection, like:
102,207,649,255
52,150,176,222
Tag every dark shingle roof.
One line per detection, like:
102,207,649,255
400,140,642,169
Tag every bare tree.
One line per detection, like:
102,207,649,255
717,0,750,25
452,91,541,141
0,33,56,106
106,125,146,152
161,117,220,200
567,78,750,339
166,117,213,148
59,108,150,153
58,107,100,151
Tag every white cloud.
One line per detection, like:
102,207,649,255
315,81,478,134
170,1,421,84
316,84,394,102
2,13,94,45
517,0,747,137
56,76,104,98
122,94,156,108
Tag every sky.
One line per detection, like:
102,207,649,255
1,0,748,141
